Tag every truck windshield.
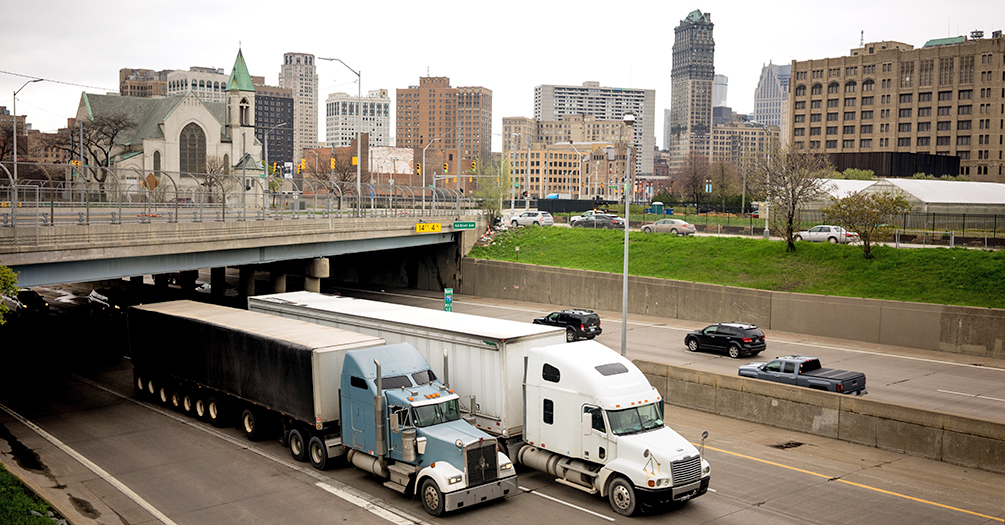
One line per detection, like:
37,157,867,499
607,403,664,436
411,399,461,427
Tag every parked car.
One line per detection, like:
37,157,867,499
569,210,606,225
533,309,602,342
572,214,623,229
510,211,554,227
684,322,766,358
795,225,859,244
167,197,194,206
641,218,696,236
2,288,49,317
738,355,867,395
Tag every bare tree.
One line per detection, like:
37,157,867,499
80,114,137,185
708,160,739,210
0,123,30,162
674,151,710,205
748,142,835,251
205,155,229,175
823,191,913,259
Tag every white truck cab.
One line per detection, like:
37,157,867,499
518,341,710,516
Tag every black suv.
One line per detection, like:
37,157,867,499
684,322,765,358
533,309,602,342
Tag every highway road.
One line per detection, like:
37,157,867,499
0,289,1003,524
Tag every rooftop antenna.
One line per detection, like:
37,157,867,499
860,30,864,46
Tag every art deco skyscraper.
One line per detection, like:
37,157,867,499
668,10,715,170
279,53,318,163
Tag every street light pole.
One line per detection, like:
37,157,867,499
567,142,584,199
620,112,636,358
422,138,439,214
13,78,43,193
318,57,361,217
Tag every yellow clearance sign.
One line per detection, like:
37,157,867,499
416,223,442,233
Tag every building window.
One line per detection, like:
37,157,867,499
810,141,821,149
811,100,822,109
959,105,972,115
959,56,974,84
795,101,806,110
860,124,873,133
179,123,206,173
899,93,913,104
897,137,911,147
845,81,857,93
862,79,875,92
938,91,952,101
827,126,838,135
919,92,933,102
937,121,951,131
899,108,913,118
828,82,840,94
811,113,822,122
862,96,874,105
826,140,837,149
843,125,855,134
811,84,823,95
863,65,875,74
828,99,839,108
917,122,931,132
917,137,931,146
957,136,971,145
939,58,954,86
938,106,952,116
861,111,873,120
919,60,934,86
900,62,915,88
844,112,856,120
898,123,912,133
918,107,932,117
810,127,821,136
959,89,973,100
845,98,856,106
794,115,806,123
860,139,873,147
827,113,839,121
794,127,805,136
795,85,806,96
543,399,554,424
958,120,971,130
843,139,854,148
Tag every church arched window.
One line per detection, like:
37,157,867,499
240,98,250,126
223,154,230,175
180,123,206,173
153,151,161,172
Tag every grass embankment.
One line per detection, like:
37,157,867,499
0,463,58,525
469,228,1005,309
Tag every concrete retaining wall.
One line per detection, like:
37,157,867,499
459,258,1005,358
636,360,1005,474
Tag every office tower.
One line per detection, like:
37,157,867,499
279,53,318,163
668,9,715,171
327,89,391,149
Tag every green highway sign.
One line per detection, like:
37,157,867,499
453,221,476,230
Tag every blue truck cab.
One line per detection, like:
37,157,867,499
341,344,517,516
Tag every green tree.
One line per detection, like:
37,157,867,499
473,157,510,227
749,141,835,252
823,190,913,259
0,259,18,325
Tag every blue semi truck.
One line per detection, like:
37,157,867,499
127,301,516,516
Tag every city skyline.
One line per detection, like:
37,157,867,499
3,1,1001,152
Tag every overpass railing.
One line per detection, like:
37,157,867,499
1,162,478,247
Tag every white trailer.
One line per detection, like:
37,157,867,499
248,291,567,440
249,291,710,516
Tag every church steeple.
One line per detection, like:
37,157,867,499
226,48,255,130
227,49,255,92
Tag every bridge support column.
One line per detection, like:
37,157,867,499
153,274,170,289
270,270,287,293
239,267,256,297
130,276,144,290
305,258,329,293
180,270,198,292
211,267,226,298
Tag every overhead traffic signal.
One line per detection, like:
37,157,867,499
330,158,336,170
443,163,449,173
416,163,421,175
471,161,477,172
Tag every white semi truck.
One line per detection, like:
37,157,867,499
249,292,711,516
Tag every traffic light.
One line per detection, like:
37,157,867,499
298,158,306,174
330,158,336,170
416,163,421,175
443,163,449,173
272,162,278,173
471,161,476,172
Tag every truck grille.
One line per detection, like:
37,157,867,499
671,455,701,486
465,440,498,485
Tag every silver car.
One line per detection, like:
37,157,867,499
641,218,696,236
510,211,554,227
795,225,859,244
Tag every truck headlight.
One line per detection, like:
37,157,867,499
500,462,513,471
448,475,463,485
703,465,710,475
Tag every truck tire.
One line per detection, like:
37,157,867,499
308,436,330,470
289,429,308,462
566,327,576,342
242,408,265,441
182,393,194,415
157,386,171,406
728,344,741,359
146,379,157,397
170,389,182,411
135,376,145,395
195,398,208,420
207,396,227,427
686,338,700,352
420,478,445,517
608,476,637,516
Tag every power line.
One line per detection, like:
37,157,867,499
0,69,118,93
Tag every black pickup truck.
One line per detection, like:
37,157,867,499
737,355,867,395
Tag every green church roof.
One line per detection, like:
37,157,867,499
923,36,965,48
227,49,255,92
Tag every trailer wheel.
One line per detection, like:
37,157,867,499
420,478,445,517
182,394,194,415
289,429,308,462
170,390,182,410
135,376,145,395
158,386,171,405
146,379,157,397
608,476,638,516
243,408,270,440
195,398,207,420
207,397,227,427
308,436,329,470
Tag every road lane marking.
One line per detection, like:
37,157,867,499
518,485,615,522
0,401,179,525
698,443,1004,523
938,389,1005,403
74,376,429,525
356,288,1005,373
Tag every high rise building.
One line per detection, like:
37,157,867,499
279,53,318,163
326,89,391,149
668,9,715,171
254,84,294,169
534,81,655,178
395,77,492,187
167,66,229,103
119,68,169,98
713,74,728,107
753,62,791,140
788,34,1005,180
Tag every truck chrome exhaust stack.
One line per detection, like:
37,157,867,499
374,359,387,459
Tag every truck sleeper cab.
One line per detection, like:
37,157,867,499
340,346,517,516
518,341,711,515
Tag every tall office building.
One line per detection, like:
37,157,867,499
668,9,715,171
788,34,1005,180
326,89,391,149
254,84,294,169
395,77,492,186
166,66,229,103
713,75,728,107
753,62,791,141
534,81,655,178
279,53,318,163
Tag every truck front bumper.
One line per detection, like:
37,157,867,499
443,474,518,512
636,475,710,509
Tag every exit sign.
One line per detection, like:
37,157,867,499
453,221,476,230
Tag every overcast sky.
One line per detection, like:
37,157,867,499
3,0,1001,151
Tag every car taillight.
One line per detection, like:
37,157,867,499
580,324,585,331
742,337,753,343
836,383,844,392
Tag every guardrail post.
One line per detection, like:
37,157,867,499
193,211,200,223
78,212,85,224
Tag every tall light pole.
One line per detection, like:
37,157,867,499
620,112,636,357
319,57,361,217
567,142,584,199
12,78,43,189
422,138,440,213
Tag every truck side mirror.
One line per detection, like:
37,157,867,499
582,412,592,436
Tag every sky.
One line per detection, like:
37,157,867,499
3,0,1001,152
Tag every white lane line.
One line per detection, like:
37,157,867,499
518,485,615,522
937,389,1005,403
0,401,179,525
354,289,1005,373
74,376,428,525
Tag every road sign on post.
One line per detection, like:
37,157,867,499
444,288,453,312
452,221,475,230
